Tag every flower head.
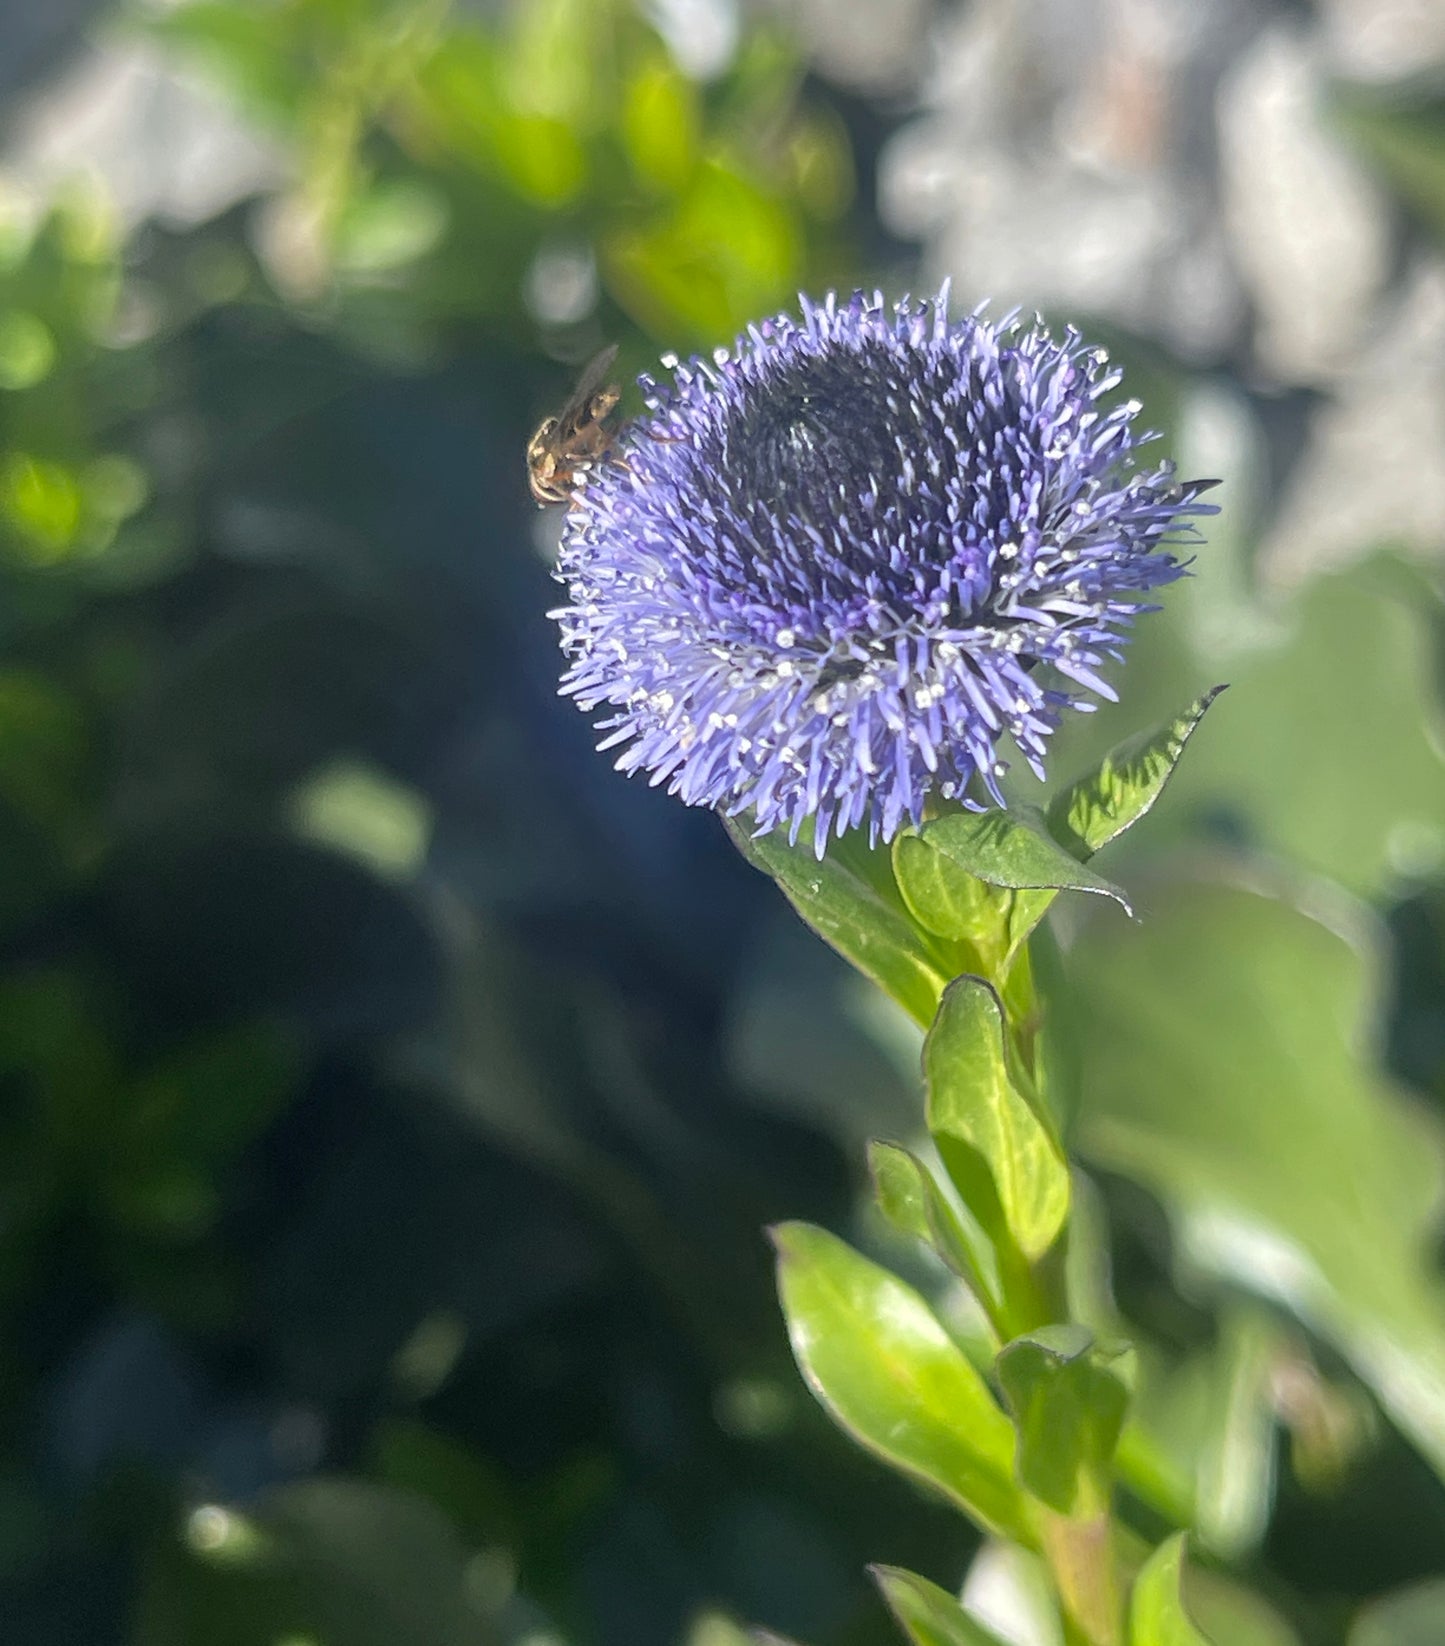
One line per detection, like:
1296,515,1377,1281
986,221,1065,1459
550,287,1213,854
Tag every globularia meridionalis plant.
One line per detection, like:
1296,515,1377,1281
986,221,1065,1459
549,288,1230,1646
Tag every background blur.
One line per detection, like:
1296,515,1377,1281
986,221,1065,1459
0,0,1444,1642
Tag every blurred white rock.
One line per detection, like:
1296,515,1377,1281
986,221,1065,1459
1217,26,1391,384
879,0,1251,358
1318,0,1445,82
774,0,933,94
2,39,283,229
1262,259,1445,584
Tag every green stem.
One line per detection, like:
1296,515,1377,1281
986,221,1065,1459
994,1242,1056,1338
998,926,1124,1646
1043,1509,1125,1646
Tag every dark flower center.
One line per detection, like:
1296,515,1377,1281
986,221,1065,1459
729,347,908,533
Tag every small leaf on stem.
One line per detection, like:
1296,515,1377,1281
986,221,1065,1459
868,1139,1005,1332
925,978,1070,1265
772,1221,1029,1542
996,1325,1131,1518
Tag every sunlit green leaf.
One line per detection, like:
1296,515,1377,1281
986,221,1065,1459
142,1,313,128
772,1222,1028,1541
925,978,1069,1262
622,53,699,193
289,758,433,880
872,1564,1015,1646
0,310,55,389
996,1326,1130,1517
604,161,801,339
1193,1310,1283,1558
1129,1535,1214,1646
501,0,605,129
0,454,83,559
892,833,1005,952
490,113,589,206
1047,689,1225,861
412,29,506,176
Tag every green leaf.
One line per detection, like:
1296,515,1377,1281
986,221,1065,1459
622,52,699,193
996,1326,1130,1517
893,830,1008,948
1349,1579,1445,1646
909,807,1132,908
334,181,449,275
872,1564,1016,1646
727,816,953,1027
925,978,1069,1263
895,807,1130,967
1047,689,1226,861
604,160,802,340
772,1222,1028,1541
1072,879,1445,1483
1184,1575,1300,1646
124,1023,299,1168
868,1139,1004,1327
1129,1535,1214,1646
104,1024,300,1239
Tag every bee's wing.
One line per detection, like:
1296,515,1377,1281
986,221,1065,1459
554,344,621,435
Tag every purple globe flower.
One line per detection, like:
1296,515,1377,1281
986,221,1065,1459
550,287,1213,855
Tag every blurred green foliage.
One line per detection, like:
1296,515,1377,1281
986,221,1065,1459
0,1,1443,1644
0,195,155,579
142,0,850,346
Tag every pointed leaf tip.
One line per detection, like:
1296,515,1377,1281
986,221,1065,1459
1050,688,1227,862
871,1564,1017,1646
